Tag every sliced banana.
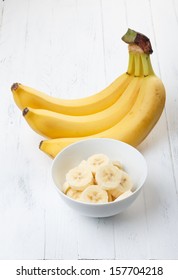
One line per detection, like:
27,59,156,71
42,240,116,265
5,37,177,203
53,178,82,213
87,153,110,174
95,164,122,190
114,190,133,201
66,166,93,191
118,170,133,193
78,160,88,168
64,154,134,204
112,160,124,170
107,191,114,202
66,188,82,201
80,185,108,204
110,171,133,198
108,188,123,200
62,181,70,194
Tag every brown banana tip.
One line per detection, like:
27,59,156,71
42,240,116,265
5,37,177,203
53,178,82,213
11,83,20,91
39,140,44,149
122,28,153,54
22,107,29,117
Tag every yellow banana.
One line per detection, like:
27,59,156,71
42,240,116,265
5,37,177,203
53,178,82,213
11,28,166,158
11,72,132,116
39,74,166,158
21,45,153,139
22,76,142,138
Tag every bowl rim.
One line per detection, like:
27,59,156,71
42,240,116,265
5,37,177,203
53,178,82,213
51,138,148,206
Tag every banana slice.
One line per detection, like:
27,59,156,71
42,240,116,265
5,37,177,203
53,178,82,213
108,188,123,200
107,191,114,202
118,170,133,193
95,164,122,190
114,190,133,201
78,160,88,168
112,160,124,170
110,171,133,198
80,185,108,203
66,166,93,191
62,181,70,194
66,188,82,201
87,153,110,174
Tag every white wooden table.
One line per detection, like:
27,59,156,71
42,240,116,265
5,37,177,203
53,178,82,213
0,0,178,260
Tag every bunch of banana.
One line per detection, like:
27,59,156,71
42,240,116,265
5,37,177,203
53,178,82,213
11,29,166,158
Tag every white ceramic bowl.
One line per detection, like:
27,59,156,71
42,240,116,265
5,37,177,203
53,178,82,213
51,138,147,218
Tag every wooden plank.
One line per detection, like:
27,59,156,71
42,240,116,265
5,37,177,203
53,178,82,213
0,0,45,259
100,0,128,83
142,0,178,258
113,193,150,259
44,177,79,259
0,0,4,24
123,0,178,259
173,0,178,22
149,0,178,192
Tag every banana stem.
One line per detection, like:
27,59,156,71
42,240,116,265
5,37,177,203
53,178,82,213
134,53,141,77
127,52,135,75
141,54,155,76
147,55,155,75
123,29,155,77
127,51,154,77
122,28,153,54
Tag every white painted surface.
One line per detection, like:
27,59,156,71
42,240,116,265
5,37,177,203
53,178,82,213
0,0,178,260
